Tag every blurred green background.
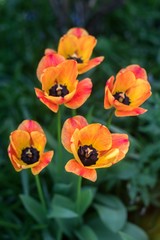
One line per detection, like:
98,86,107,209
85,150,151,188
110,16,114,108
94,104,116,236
1,0,160,239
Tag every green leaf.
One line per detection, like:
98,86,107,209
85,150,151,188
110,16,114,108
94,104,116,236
78,187,96,215
119,232,135,240
121,222,149,240
20,194,46,223
94,194,127,232
75,225,98,240
48,194,78,219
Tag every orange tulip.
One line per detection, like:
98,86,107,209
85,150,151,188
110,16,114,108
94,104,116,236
35,60,92,113
61,115,129,182
8,120,54,175
57,27,104,74
104,64,152,117
36,48,65,81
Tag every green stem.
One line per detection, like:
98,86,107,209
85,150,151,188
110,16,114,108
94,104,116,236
106,109,114,127
76,176,82,213
35,175,46,211
57,107,62,175
72,109,76,116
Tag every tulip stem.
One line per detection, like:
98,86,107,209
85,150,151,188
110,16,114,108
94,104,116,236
35,175,46,211
57,107,62,175
106,109,114,127
76,176,82,213
72,109,76,116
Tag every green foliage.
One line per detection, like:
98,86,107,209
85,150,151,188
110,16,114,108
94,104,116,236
1,0,160,239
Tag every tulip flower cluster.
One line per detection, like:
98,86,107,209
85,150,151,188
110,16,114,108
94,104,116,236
8,27,152,181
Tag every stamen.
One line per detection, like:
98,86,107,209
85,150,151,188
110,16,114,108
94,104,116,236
21,146,39,165
113,91,130,105
49,83,69,97
78,145,98,166
67,53,83,63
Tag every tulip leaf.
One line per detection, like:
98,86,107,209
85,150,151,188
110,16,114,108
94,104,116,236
75,225,98,240
120,222,149,240
78,187,96,215
20,194,46,224
119,232,135,240
48,194,78,219
94,194,127,232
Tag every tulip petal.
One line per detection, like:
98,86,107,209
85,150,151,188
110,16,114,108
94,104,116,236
78,56,104,74
112,71,136,94
111,134,129,161
127,79,152,106
120,64,147,80
18,120,44,134
36,51,65,81
76,123,112,151
31,151,54,175
58,35,78,58
8,144,22,171
78,36,97,60
65,78,92,109
61,116,88,152
65,159,97,182
67,27,88,37
104,76,115,109
10,130,30,158
90,148,119,169
35,88,59,113
30,131,46,154
115,107,147,117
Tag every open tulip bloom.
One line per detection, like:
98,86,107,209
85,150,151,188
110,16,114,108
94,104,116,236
35,60,92,113
57,27,104,74
104,64,152,117
61,115,129,182
8,120,54,175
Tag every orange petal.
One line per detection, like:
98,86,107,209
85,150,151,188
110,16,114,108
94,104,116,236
111,134,129,161
78,35,97,60
37,51,65,81
18,120,44,134
57,60,78,90
127,80,152,106
31,151,54,175
58,35,78,58
78,56,104,74
65,78,92,109
8,144,22,172
115,107,147,117
112,71,136,94
65,159,97,182
41,67,59,92
61,115,88,152
10,130,30,158
30,131,46,154
104,76,115,109
123,64,147,80
35,88,59,113
67,27,89,37
89,148,119,169
76,123,112,151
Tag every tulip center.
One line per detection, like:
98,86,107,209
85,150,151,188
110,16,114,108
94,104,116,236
67,53,83,63
49,83,69,97
21,146,40,165
78,145,98,166
113,92,130,105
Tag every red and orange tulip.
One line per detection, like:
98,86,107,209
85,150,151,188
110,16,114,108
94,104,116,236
57,27,104,74
61,115,129,182
35,60,92,113
104,64,152,117
8,120,54,175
